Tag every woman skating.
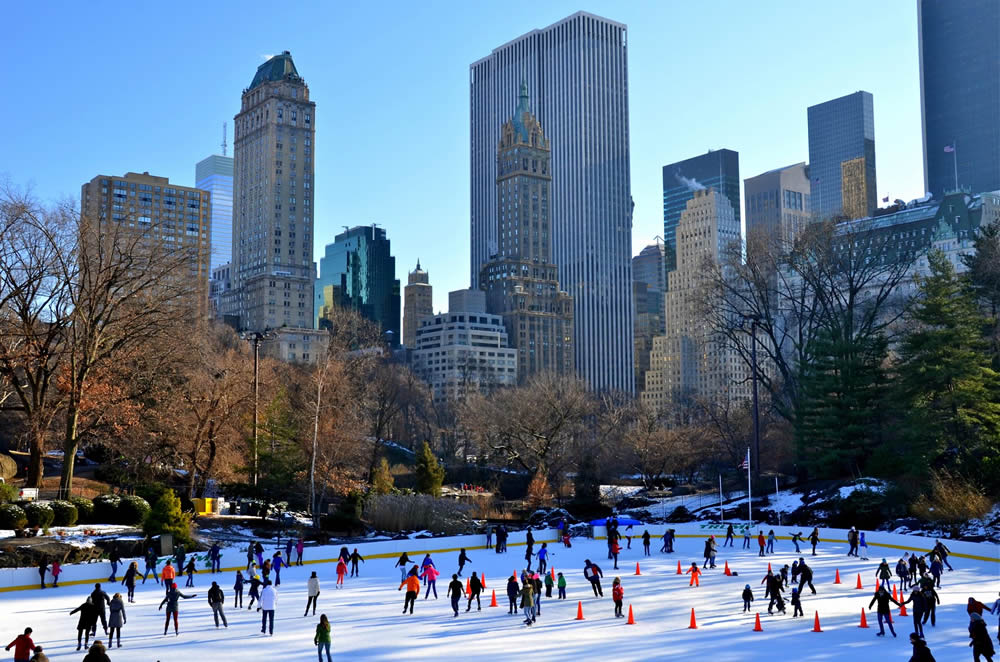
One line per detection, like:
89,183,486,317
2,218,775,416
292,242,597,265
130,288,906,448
305,571,320,616
108,592,126,648
159,583,196,636
70,597,99,651
233,570,245,608
314,614,332,662
421,563,439,599
121,562,138,603
248,573,262,611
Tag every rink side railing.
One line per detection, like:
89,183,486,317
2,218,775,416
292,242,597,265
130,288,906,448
0,524,997,593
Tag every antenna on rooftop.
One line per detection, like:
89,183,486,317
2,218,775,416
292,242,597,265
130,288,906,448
222,122,228,156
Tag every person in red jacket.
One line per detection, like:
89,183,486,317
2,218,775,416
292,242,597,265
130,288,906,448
757,532,766,557
611,578,624,618
5,628,34,662
335,558,347,588
610,541,622,570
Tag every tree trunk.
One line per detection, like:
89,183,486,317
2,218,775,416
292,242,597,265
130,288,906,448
59,404,81,495
26,428,46,488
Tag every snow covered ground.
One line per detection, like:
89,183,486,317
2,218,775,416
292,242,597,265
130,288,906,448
2,534,997,661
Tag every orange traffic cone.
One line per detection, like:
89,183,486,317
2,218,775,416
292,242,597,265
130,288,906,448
859,609,869,628
481,574,486,589
768,562,772,573
892,585,898,601
489,590,498,607
900,601,908,617
635,562,641,576
550,568,555,581
688,608,698,629
834,569,842,584
724,560,732,576
465,577,471,595
626,604,635,625
855,574,863,590
812,611,823,632
575,601,585,620
676,560,683,575
753,613,763,631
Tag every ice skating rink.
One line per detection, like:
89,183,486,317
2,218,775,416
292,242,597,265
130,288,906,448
3,532,998,661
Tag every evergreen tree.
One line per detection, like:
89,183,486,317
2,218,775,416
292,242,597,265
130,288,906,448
143,488,192,546
896,250,1000,486
961,220,1000,367
573,453,602,507
414,441,444,497
372,457,395,495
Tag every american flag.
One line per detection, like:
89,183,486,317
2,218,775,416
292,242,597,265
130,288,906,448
739,450,750,470
944,144,955,153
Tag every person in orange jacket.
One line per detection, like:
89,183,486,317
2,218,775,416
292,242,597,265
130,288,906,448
398,572,421,614
335,558,347,588
686,562,702,587
161,562,176,595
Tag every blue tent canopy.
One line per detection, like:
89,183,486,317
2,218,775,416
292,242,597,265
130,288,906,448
589,517,643,526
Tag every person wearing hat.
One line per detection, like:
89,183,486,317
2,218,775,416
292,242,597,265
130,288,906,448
969,612,995,662
907,633,935,662
868,586,901,637
741,584,754,612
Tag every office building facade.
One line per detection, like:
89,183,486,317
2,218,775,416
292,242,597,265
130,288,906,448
470,11,633,393
403,260,433,349
232,51,316,332
744,162,811,246
195,154,234,273
807,91,876,220
480,83,574,381
919,0,1000,198
632,243,665,395
315,225,400,345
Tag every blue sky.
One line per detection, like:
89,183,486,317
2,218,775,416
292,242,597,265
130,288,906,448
1,1,923,314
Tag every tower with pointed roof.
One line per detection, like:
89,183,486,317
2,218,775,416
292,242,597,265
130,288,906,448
480,84,574,381
403,260,433,349
231,50,317,333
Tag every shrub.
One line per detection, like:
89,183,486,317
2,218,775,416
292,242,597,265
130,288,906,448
23,502,54,528
92,494,122,524
69,496,94,523
0,503,27,529
372,457,395,495
829,486,907,530
414,441,445,497
526,471,554,509
50,500,79,527
911,470,991,524
363,493,470,535
117,495,150,525
143,489,192,546
0,482,17,504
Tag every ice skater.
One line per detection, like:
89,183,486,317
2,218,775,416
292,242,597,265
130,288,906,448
537,543,549,574
260,581,276,635
808,527,820,555
520,578,535,626
797,558,817,595
399,571,420,614
725,523,735,547
742,584,754,612
184,556,196,587
70,598,98,651
395,552,413,582
642,530,651,556
108,592,126,647
158,583,196,636
421,563,439,599
868,586,901,637
350,548,364,577
121,562,138,603
457,548,471,576
687,562,702,588
612,577,624,618
233,570,245,608
448,574,464,617
790,587,803,618
208,581,228,628
6,628,34,662
584,560,604,596
557,572,567,600
969,612,996,662
506,574,519,614
247,573,262,611
314,614,332,662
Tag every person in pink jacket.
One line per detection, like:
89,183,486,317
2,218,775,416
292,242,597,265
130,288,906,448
295,538,305,566
421,564,440,600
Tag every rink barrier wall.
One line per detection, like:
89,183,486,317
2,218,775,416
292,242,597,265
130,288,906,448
1,524,996,593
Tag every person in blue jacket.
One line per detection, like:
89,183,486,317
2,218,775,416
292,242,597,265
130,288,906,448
209,543,221,573
537,543,549,575
233,570,244,608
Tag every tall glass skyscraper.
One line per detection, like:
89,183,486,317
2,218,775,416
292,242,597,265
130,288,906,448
195,154,233,273
661,149,739,276
919,0,1000,198
470,11,633,393
807,91,876,220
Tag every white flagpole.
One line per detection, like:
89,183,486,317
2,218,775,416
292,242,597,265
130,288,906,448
746,447,752,526
953,141,959,191
775,476,780,527
719,474,724,523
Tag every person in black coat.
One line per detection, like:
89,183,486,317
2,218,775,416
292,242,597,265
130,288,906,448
797,558,816,595
903,586,929,637
447,574,465,617
742,584,754,612
89,584,111,636
725,523,735,547
908,633,936,662
869,586,901,637
642,530,651,556
808,527,820,555
465,572,483,612
584,560,604,597
921,585,941,627
457,549,471,577
233,570,245,609
506,575,519,614
969,613,995,662
349,549,365,577
70,597,99,651
37,558,47,590
121,562,138,603
762,571,785,614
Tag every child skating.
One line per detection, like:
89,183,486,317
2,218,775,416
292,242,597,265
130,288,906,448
686,562,702,587
612,577,624,618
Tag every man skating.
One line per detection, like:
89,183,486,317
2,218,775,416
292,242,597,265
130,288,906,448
208,581,228,628
868,586,901,637
448,574,464,617
259,581,277,635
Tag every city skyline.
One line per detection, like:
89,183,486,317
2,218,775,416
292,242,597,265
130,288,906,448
1,1,927,318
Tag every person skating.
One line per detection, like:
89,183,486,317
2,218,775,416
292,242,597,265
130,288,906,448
421,563,439,599
847,527,859,557
259,581,277,635
625,524,634,550
143,547,159,585
524,545,534,572
584,560,604,596
929,555,944,589
791,560,800,583
254,541,264,568
272,551,286,587
107,592,125,648
37,558,47,590
990,592,1000,645
661,529,672,553
526,529,535,557
921,584,941,628
107,549,120,583
766,530,776,554
457,548,471,577
6,627,34,662
897,557,911,590
233,570,245,609
612,577,624,618
89,584,111,636
557,572,567,600
969,613,995,662
908,633,936,662
932,539,954,571
876,558,893,590
159,583,196,636
208,581,228,628
790,587,804,618
797,558,817,595
725,523,735,548
395,552,412,582
174,544,186,573
742,584,754,612
809,527,820,555
399,571,420,614
285,538,294,564
506,575,520,614
532,572,542,619
349,548,364,577
81,640,110,662
447,574,464,617
869,586,901,637
50,561,61,588
544,570,553,597
247,573,262,611
209,543,221,574
184,556,196,588
420,553,436,573
903,586,929,638
70,598,99,650
642,530,651,556
970,598,991,618
486,524,494,551
859,531,869,560
246,542,255,572
120,562,137,603
686,563,702,588
537,543,549,574
757,531,766,557
296,537,305,566
335,558,347,588
28,645,48,662
520,579,535,626
611,540,621,570
160,562,176,595
762,570,785,614
314,614,332,662
703,535,717,568
779,564,791,590
790,531,804,553
303,571,320,616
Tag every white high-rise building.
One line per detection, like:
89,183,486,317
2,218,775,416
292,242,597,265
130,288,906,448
470,11,634,393
195,154,234,273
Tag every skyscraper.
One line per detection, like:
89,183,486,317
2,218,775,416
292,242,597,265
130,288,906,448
403,260,433,349
315,225,400,345
661,149,740,277
470,11,633,393
744,162,811,246
232,51,315,332
480,83,574,381
195,154,233,273
919,0,1000,198
632,243,665,395
642,189,749,410
807,91,876,220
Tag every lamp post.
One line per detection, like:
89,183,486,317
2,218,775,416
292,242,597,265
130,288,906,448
739,314,762,492
242,330,272,486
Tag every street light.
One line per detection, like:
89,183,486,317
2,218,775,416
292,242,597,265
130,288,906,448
242,329,274,486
